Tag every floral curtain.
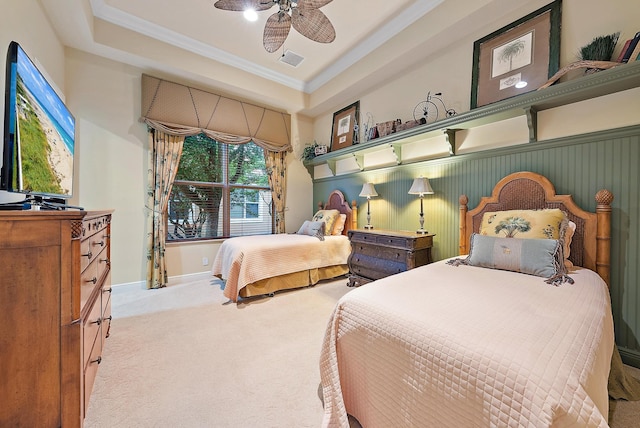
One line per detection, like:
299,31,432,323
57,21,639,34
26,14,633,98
265,150,287,233
146,129,185,289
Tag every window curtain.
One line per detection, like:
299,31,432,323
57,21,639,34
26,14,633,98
146,129,185,289
140,74,292,152
265,150,287,233
141,74,292,286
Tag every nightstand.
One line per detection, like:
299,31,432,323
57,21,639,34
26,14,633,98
347,229,434,287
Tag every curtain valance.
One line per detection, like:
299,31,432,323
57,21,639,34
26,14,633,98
140,74,292,152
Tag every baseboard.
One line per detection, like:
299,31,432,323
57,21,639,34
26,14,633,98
112,271,213,290
619,346,640,369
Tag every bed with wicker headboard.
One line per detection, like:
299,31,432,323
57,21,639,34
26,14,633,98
319,172,615,427
212,189,357,302
459,171,613,285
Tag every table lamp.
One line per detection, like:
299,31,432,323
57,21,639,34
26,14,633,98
359,183,378,229
408,176,434,234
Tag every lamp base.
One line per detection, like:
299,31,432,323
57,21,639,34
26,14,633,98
364,224,374,229
416,228,428,234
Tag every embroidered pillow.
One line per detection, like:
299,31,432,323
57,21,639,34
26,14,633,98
332,214,347,235
312,209,340,236
479,208,567,240
297,221,325,240
467,233,565,279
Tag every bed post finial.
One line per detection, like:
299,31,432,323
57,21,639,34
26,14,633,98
459,195,469,255
595,189,613,288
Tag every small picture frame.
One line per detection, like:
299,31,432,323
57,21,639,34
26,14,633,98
470,0,561,108
331,101,360,152
314,145,328,156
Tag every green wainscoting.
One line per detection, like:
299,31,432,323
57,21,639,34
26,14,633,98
312,125,640,367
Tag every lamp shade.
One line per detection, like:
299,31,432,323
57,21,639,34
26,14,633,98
359,183,378,198
408,177,434,196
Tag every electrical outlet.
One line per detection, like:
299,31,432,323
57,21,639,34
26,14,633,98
202,257,209,266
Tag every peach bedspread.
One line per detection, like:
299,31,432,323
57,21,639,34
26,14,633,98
320,259,614,427
212,234,350,302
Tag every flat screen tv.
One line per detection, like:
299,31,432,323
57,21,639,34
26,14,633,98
1,41,75,207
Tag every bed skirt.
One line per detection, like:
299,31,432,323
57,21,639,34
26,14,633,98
238,264,348,298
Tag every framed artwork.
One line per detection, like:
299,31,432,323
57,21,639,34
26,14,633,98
470,0,562,109
330,101,360,152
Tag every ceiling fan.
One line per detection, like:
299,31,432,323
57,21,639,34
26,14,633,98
214,0,336,53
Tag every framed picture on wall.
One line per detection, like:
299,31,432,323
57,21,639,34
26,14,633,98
330,101,360,152
470,0,562,109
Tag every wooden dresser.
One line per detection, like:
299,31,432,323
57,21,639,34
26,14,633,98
0,210,113,427
347,229,434,287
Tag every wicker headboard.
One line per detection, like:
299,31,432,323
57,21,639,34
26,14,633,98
319,190,358,236
458,172,613,286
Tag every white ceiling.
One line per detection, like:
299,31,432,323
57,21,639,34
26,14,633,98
39,0,540,116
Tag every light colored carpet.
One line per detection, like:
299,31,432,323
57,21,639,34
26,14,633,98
85,275,640,428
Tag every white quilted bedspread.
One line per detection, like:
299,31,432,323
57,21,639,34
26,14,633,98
212,234,350,302
320,259,614,427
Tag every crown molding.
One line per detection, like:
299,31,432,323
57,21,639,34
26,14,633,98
89,0,442,94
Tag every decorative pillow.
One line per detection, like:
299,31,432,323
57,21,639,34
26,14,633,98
312,209,340,236
297,220,325,240
466,233,565,279
563,221,576,268
332,214,347,235
479,208,567,240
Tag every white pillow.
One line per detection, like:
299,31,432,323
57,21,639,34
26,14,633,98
332,214,347,235
563,221,576,268
297,220,325,240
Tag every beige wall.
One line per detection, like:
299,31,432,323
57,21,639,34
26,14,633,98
312,0,640,143
65,49,314,285
2,0,639,286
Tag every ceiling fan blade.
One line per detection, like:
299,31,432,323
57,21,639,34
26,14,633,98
296,0,333,9
263,12,291,53
214,0,274,12
291,8,335,44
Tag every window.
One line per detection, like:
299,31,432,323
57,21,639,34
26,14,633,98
167,134,274,241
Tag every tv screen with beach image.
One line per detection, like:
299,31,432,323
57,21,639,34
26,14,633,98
12,44,74,197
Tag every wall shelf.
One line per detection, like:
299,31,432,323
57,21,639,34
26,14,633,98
304,61,640,178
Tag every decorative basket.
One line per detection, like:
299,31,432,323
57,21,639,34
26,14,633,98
395,119,422,132
376,121,396,137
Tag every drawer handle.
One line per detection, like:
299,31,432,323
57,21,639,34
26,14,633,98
86,277,97,285
103,287,112,294
91,356,102,365
93,240,105,247
91,318,102,326
100,258,111,266
82,250,93,259
103,316,112,322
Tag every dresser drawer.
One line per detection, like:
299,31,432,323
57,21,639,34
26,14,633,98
80,230,109,273
83,296,102,370
83,335,102,414
373,235,413,249
351,242,410,263
101,279,112,344
348,229,434,286
350,254,407,279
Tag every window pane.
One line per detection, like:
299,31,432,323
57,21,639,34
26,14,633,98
228,143,268,185
229,188,272,237
166,134,274,241
168,183,224,239
177,134,225,184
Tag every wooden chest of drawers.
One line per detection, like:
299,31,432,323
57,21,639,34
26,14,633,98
0,210,113,427
347,229,433,287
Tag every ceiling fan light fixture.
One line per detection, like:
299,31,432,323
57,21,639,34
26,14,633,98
243,9,258,21
214,0,335,52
